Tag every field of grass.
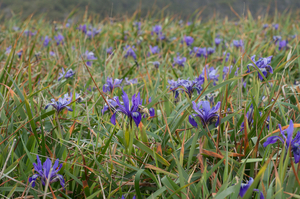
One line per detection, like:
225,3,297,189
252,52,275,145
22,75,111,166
1,11,300,199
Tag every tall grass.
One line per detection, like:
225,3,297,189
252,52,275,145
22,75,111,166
0,10,300,199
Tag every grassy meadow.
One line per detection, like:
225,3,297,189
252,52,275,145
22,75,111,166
1,11,300,198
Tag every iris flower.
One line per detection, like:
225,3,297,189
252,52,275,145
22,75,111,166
103,77,123,93
124,45,137,60
54,34,64,45
124,78,138,85
215,38,222,46
239,177,264,198
263,120,300,163
176,79,202,99
189,100,221,127
153,61,160,68
83,51,97,66
110,90,142,127
232,40,243,48
247,55,273,81
58,68,75,81
45,93,75,113
29,155,65,188
172,55,186,67
43,36,51,47
190,47,207,58
149,45,160,55
183,36,194,46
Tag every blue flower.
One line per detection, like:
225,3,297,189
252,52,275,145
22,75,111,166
272,23,279,30
86,27,101,38
200,66,219,85
239,177,264,198
151,25,162,35
264,120,300,163
43,36,51,47
58,68,75,81
83,51,97,66
215,38,222,46
110,90,142,127
263,24,269,29
5,46,11,55
106,47,113,55
102,96,120,115
77,24,87,33
45,93,73,113
190,47,207,58
278,39,288,51
54,34,64,45
168,79,181,99
124,77,138,85
149,45,160,55
49,51,56,57
173,55,186,67
124,45,137,60
175,79,202,99
183,36,194,46
247,55,273,81
153,61,160,69
240,105,254,132
103,77,123,93
189,100,221,127
23,30,37,36
232,40,243,48
29,155,65,188
133,21,141,30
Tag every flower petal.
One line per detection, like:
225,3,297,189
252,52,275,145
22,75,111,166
263,136,284,147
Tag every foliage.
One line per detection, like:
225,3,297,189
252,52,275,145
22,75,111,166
1,9,300,199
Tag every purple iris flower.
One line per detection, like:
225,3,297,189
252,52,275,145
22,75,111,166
122,196,136,199
247,55,273,81
232,40,243,48
103,77,123,93
168,79,181,99
54,34,64,45
49,51,56,57
5,46,11,55
190,47,207,58
239,177,264,198
107,47,113,55
29,155,65,188
45,93,73,113
264,120,300,163
149,45,160,55
86,28,101,38
124,77,138,85
58,68,75,81
207,47,215,55
176,79,202,99
183,36,194,46
17,50,23,58
173,55,186,67
278,39,288,51
77,24,87,33
102,96,120,115
273,36,282,44
240,105,254,132
215,38,222,46
200,66,219,85
124,45,137,60
83,51,97,66
151,25,162,35
263,24,269,29
153,61,160,69
23,30,37,36
110,90,142,127
272,24,279,30
43,36,51,47
133,21,141,30
223,66,238,79
189,100,221,127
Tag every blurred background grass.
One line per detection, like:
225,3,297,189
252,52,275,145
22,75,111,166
1,0,300,21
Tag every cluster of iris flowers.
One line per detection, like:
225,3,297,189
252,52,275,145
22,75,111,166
22,21,295,198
